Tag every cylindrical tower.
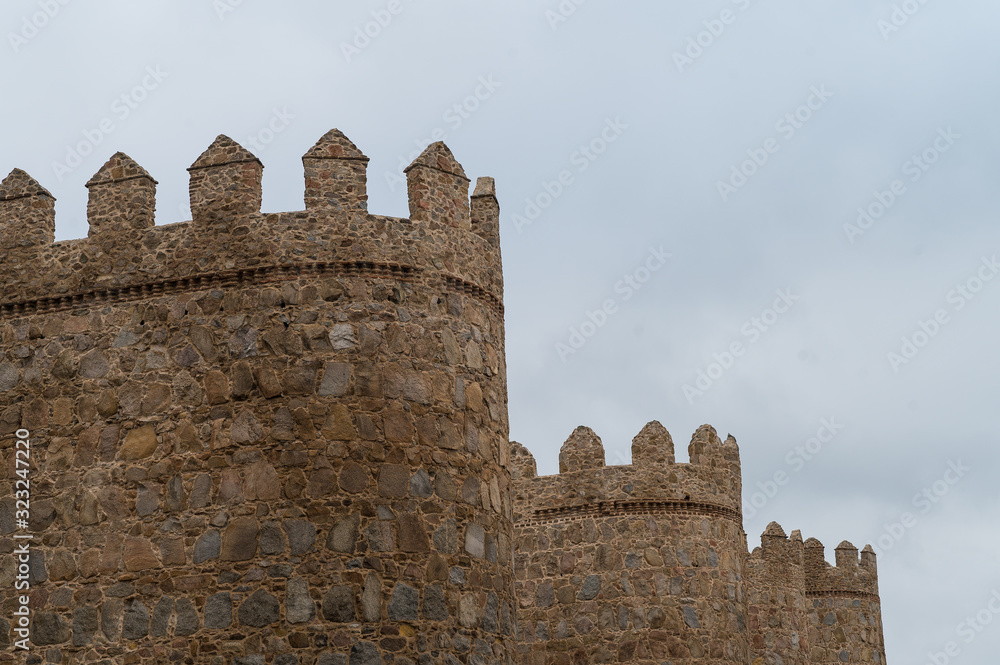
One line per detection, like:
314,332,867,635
511,422,748,665
804,539,886,664
0,132,514,664
747,522,810,665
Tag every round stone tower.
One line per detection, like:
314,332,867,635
510,422,748,665
747,522,810,665
803,539,886,664
0,131,514,664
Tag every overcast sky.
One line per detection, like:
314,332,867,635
3,1,999,662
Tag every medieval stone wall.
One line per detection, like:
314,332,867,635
803,539,885,664
746,523,810,665
511,425,888,665
510,423,749,665
0,127,889,665
0,131,514,665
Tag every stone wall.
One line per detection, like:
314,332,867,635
803,539,885,664
0,126,890,665
746,523,810,665
511,425,889,665
511,423,749,665
0,132,514,665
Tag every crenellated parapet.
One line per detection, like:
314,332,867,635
0,123,890,665
749,530,880,601
747,523,810,665
749,521,805,569
746,524,886,665
512,422,749,665
802,538,885,664
513,422,743,522
804,538,879,599
0,127,513,664
0,130,503,315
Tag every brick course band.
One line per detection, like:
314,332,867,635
511,426,888,665
0,260,502,318
807,590,882,602
442,274,504,314
0,130,887,664
517,499,743,526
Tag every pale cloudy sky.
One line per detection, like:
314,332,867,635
3,1,999,662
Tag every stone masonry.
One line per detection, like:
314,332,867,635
511,427,886,665
0,131,511,664
0,129,886,665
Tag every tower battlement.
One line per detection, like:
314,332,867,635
0,129,513,664
0,127,887,665
804,538,880,598
747,524,884,665
512,423,749,665
512,427,886,665
512,422,742,520
0,132,503,317
746,522,880,600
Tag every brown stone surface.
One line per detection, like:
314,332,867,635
0,129,885,665
511,426,887,665
0,132,511,664
118,425,158,460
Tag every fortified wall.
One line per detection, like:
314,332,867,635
0,131,514,664
511,425,887,665
0,129,888,665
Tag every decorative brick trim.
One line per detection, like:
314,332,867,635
0,260,502,319
518,499,742,526
441,273,503,316
807,590,881,602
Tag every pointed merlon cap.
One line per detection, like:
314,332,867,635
0,169,56,248
631,420,675,466
85,153,157,236
688,425,741,468
188,135,263,170
860,544,878,569
404,141,469,181
509,441,537,482
188,135,263,223
760,521,787,551
470,176,500,246
835,540,859,568
304,129,369,161
86,152,158,187
302,129,369,212
688,424,721,461
763,521,787,538
691,424,722,444
558,426,605,474
0,169,54,201
405,141,471,228
472,176,496,199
